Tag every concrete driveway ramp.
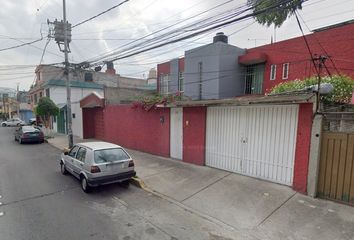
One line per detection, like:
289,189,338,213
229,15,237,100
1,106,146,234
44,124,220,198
183,173,295,230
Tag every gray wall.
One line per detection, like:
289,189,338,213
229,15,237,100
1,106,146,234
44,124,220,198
105,87,154,105
169,58,180,93
184,42,245,100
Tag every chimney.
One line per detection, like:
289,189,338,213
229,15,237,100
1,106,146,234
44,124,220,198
213,32,228,44
105,61,116,75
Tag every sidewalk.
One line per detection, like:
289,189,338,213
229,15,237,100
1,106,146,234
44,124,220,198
47,134,354,240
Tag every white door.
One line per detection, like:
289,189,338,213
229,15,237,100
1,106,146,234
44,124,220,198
206,105,299,186
170,108,183,160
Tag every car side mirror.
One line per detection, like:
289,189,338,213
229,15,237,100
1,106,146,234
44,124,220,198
63,148,70,155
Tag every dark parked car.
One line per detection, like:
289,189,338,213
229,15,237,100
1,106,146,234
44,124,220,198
14,126,44,144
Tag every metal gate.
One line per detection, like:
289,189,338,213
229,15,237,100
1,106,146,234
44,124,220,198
206,105,299,186
170,108,183,160
317,113,354,205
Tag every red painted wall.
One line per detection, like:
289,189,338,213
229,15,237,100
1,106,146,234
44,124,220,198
293,103,313,194
179,58,185,72
83,108,96,139
242,22,354,93
183,107,206,166
102,105,170,157
83,108,105,139
94,109,105,140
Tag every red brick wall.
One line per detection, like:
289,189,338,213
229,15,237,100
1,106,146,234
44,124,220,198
293,103,313,194
183,107,206,166
102,105,170,157
241,22,354,93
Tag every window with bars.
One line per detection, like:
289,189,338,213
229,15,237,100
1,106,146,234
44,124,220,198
244,64,265,94
178,72,184,92
159,74,170,94
282,63,289,80
270,64,276,80
198,62,203,100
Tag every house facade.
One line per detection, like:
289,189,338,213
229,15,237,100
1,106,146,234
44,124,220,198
158,19,354,98
29,64,150,138
158,32,246,100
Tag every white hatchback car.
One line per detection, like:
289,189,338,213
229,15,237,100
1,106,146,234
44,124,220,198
60,141,136,193
1,118,25,127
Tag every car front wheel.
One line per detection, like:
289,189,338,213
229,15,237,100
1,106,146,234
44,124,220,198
60,162,68,175
81,176,91,193
2,123,6,127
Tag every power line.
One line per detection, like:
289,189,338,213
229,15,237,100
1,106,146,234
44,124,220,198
84,0,239,64
297,12,342,76
72,0,130,28
0,36,44,52
87,0,307,67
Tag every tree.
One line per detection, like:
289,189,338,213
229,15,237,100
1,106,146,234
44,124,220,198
270,75,354,104
247,0,304,28
35,97,59,128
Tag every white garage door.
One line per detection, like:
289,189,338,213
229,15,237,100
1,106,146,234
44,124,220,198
206,105,299,186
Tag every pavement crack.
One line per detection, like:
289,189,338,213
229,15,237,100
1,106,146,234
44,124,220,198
1,186,79,207
142,167,177,179
257,192,297,227
181,173,232,203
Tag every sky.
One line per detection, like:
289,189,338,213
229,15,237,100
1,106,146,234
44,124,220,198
0,0,353,91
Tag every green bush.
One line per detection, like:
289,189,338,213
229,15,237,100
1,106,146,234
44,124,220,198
270,75,354,103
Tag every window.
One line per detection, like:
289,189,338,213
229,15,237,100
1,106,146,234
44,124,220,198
198,62,203,100
34,94,38,104
282,63,289,80
45,88,50,97
39,92,43,98
178,72,184,92
84,72,93,82
244,64,265,94
94,148,130,163
68,146,80,158
270,64,276,80
159,74,170,95
72,113,76,119
76,147,87,162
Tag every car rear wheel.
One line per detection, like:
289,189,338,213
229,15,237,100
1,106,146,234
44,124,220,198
81,176,91,193
2,123,6,127
60,162,68,175
120,180,130,188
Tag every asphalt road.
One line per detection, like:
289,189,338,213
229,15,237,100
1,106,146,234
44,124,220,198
0,127,242,240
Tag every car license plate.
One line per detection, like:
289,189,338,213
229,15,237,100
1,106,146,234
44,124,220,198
110,163,124,171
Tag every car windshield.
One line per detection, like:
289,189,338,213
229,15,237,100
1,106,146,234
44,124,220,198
94,148,130,163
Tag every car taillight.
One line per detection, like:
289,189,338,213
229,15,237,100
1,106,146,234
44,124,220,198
90,166,101,173
39,132,44,137
128,160,135,167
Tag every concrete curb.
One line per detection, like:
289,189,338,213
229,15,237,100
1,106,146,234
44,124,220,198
130,176,147,189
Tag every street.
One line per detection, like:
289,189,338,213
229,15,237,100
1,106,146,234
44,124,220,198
0,127,246,240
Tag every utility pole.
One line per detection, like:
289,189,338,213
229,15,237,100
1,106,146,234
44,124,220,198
63,0,73,148
314,55,328,113
16,83,20,118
